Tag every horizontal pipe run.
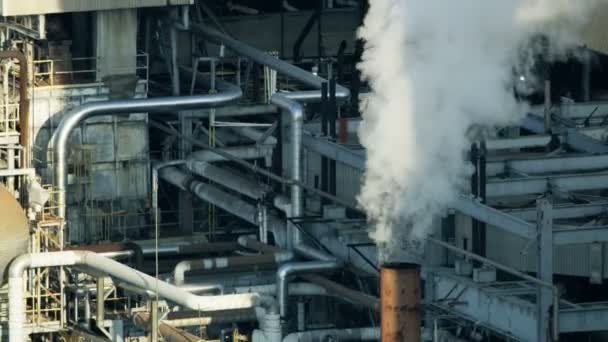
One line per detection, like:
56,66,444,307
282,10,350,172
174,252,294,285
164,309,257,327
9,252,260,342
238,236,282,253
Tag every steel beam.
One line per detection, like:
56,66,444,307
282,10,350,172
451,195,535,239
553,226,608,245
487,172,608,198
505,202,608,221
536,196,553,342
560,305,608,333
487,154,608,177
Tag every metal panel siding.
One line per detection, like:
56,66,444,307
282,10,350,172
486,224,604,278
1,0,192,16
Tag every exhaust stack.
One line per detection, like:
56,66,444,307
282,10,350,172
380,263,421,342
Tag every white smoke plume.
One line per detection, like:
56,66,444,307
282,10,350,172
357,0,602,262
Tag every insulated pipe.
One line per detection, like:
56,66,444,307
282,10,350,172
271,94,304,248
163,309,256,327
189,145,273,164
0,51,30,166
9,252,261,342
282,327,380,342
159,166,259,224
186,160,270,200
193,24,351,248
277,245,341,317
50,86,242,218
380,263,421,342
159,166,287,245
174,252,294,285
231,126,278,145
238,236,282,254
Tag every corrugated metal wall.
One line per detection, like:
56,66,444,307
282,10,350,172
0,0,193,16
31,82,150,243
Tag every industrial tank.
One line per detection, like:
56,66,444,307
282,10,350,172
0,185,29,283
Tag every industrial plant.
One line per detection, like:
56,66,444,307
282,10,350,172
1,0,608,341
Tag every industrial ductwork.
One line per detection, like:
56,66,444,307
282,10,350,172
50,79,242,218
8,251,262,342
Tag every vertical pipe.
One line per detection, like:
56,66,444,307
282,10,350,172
321,82,329,206
151,300,159,342
380,263,421,342
96,277,105,328
544,80,552,133
329,79,337,196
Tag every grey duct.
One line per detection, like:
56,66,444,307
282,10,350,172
50,78,242,218
8,251,261,342
193,23,350,248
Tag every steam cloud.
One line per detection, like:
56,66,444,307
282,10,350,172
357,0,602,261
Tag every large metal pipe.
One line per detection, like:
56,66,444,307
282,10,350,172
174,252,294,285
189,145,273,164
186,160,270,200
277,245,341,317
193,24,350,248
380,263,421,342
159,166,287,245
159,166,259,224
8,252,261,342
0,50,30,166
162,309,257,327
50,84,242,218
282,327,379,342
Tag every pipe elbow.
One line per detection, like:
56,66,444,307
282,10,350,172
277,264,293,281
8,254,32,278
173,261,191,285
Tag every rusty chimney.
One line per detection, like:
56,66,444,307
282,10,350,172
380,263,421,342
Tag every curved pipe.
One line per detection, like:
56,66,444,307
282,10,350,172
186,160,271,200
277,245,341,317
8,252,260,342
174,252,294,285
50,87,242,218
282,327,379,342
193,23,350,248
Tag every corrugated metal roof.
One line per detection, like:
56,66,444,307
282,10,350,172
0,0,193,16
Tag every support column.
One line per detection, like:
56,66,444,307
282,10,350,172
536,195,553,342
150,300,159,342
380,263,421,342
